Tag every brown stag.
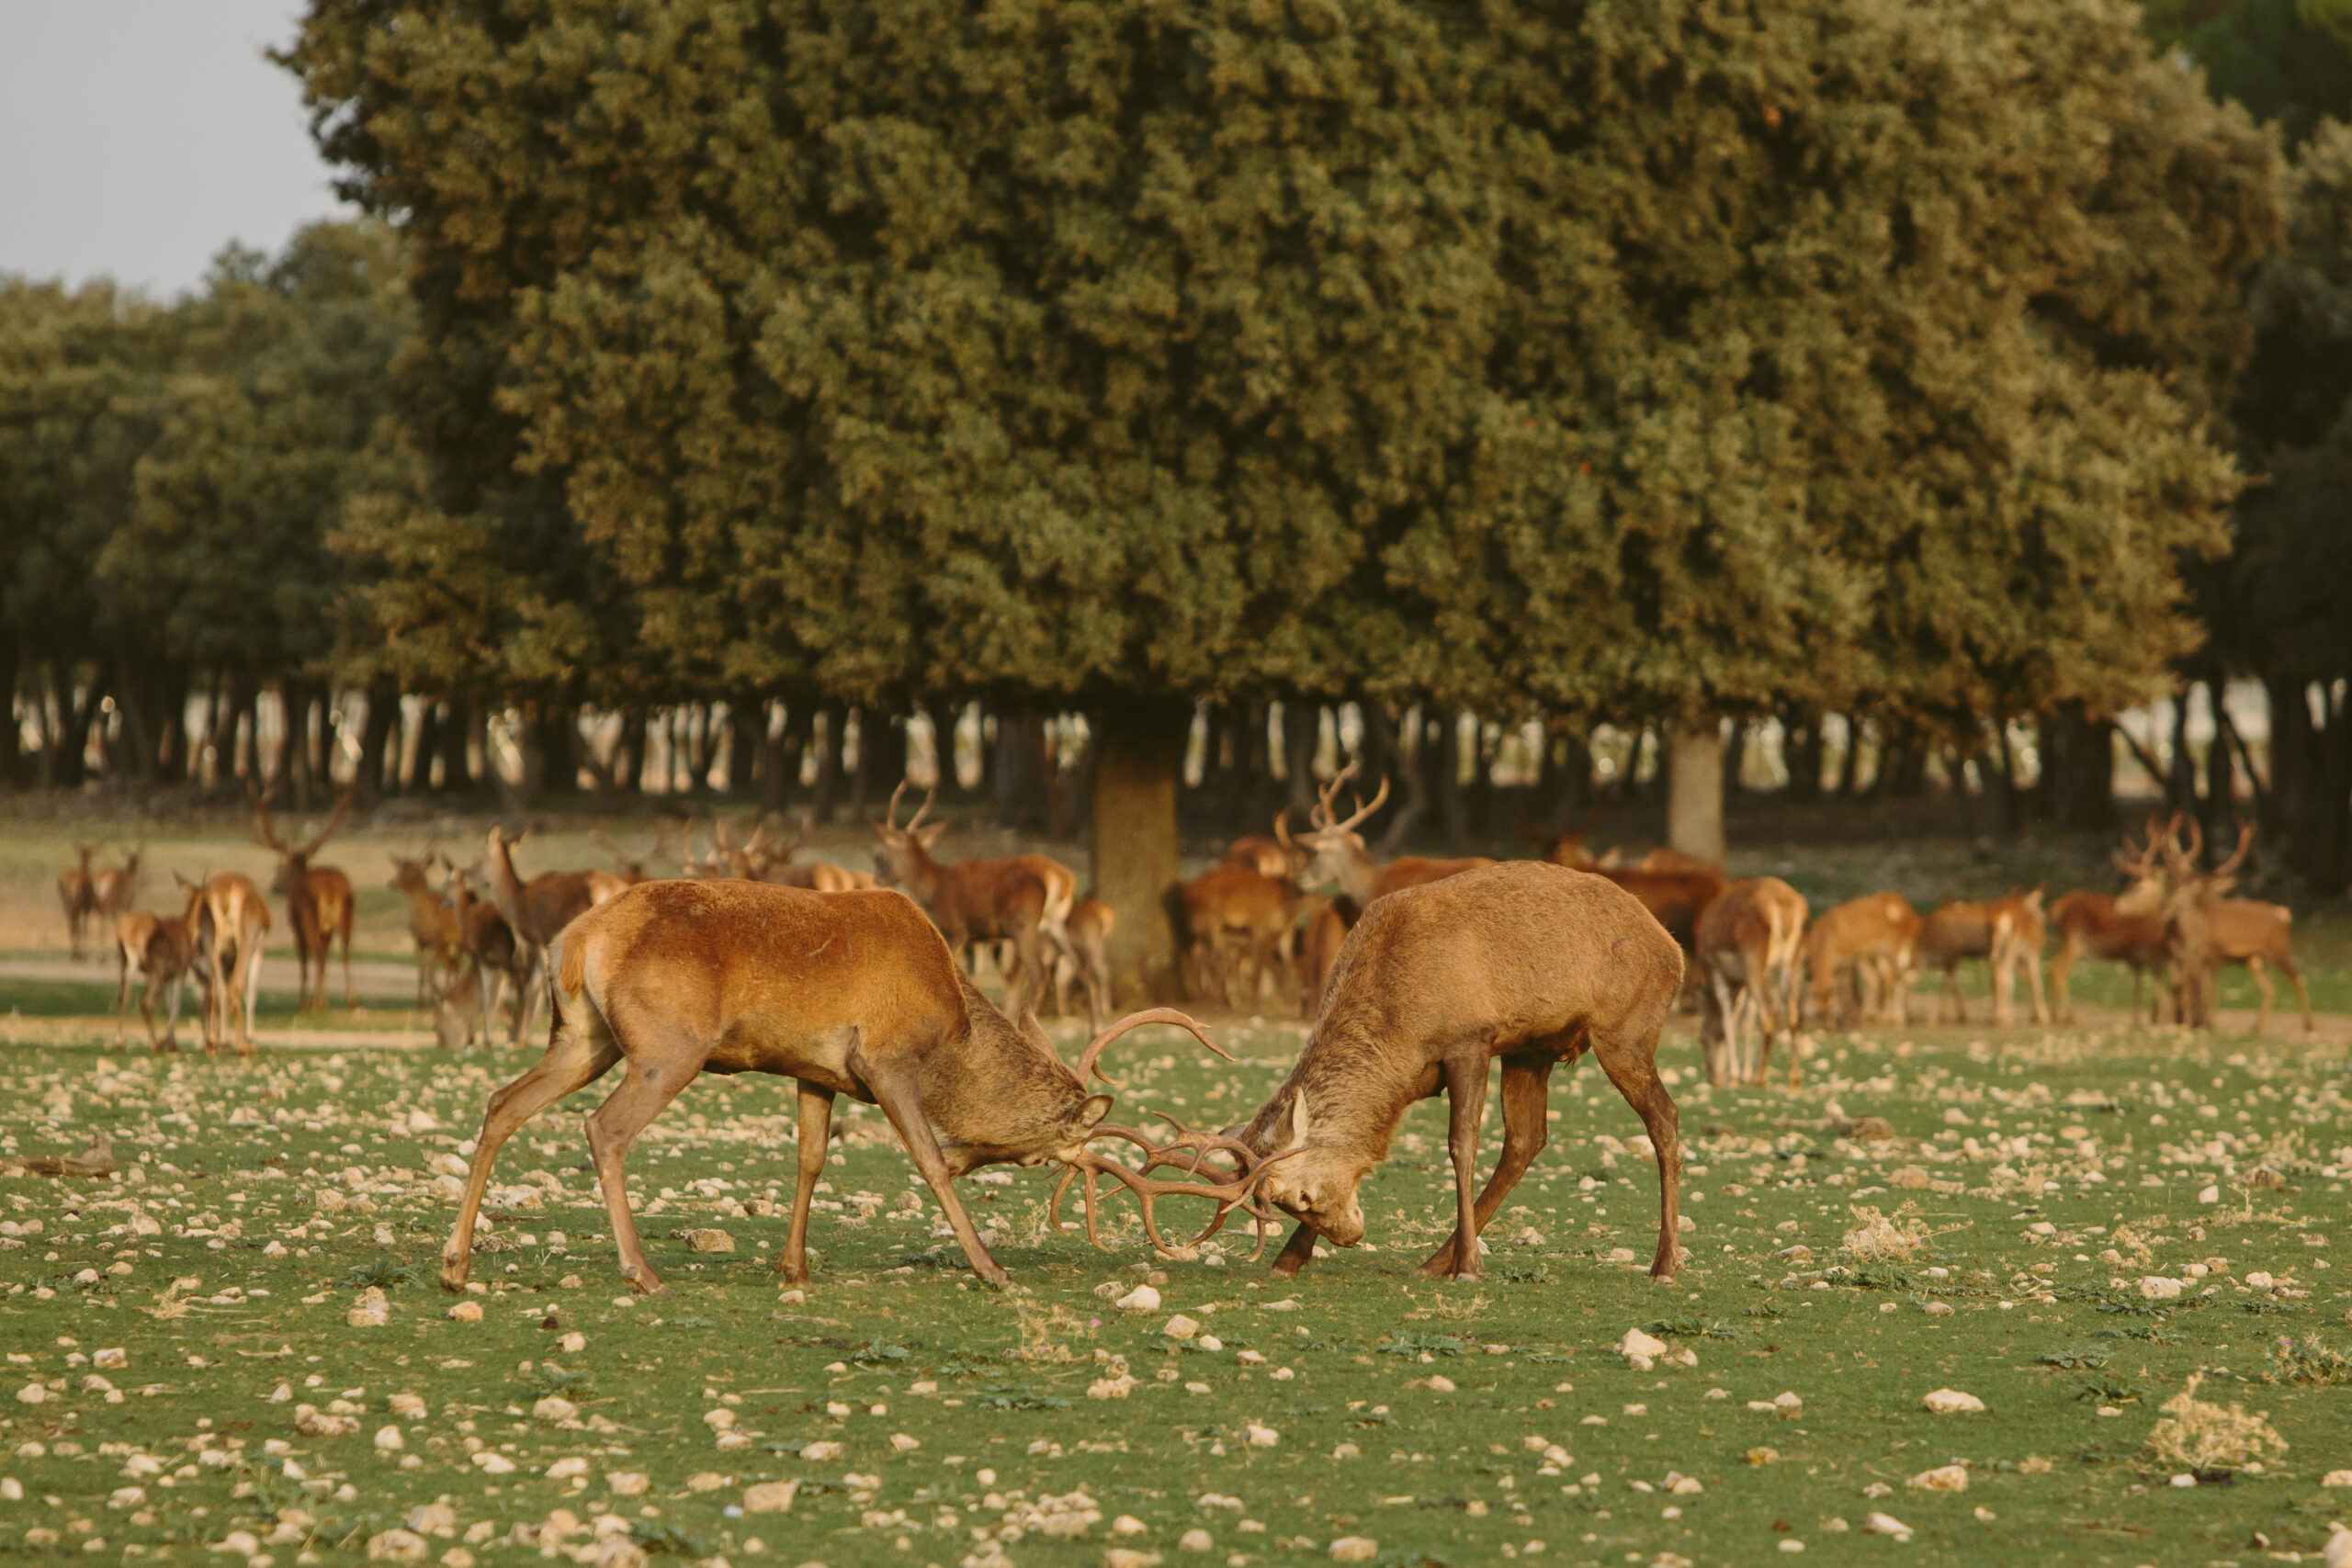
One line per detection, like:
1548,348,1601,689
390,854,465,1007
57,846,97,961
1216,862,1684,1282
871,784,1078,1014
255,784,356,1011
112,879,208,1052
746,818,877,892
1803,892,1918,1027
1915,891,2048,1025
2124,818,2312,1034
2049,822,2171,1024
438,880,1280,1292
1695,877,1810,1087
1277,765,1491,905
587,829,667,904
1222,835,1297,881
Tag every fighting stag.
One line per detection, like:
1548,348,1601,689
1803,892,1918,1028
112,879,208,1052
1696,877,1810,1087
255,784,357,1011
1277,764,1491,904
57,846,97,961
2121,818,2312,1034
1916,891,2048,1025
1217,862,1684,1282
872,784,1078,1014
437,880,1282,1292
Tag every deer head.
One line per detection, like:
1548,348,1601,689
1278,763,1390,901
254,784,352,893
1234,1088,1374,1246
872,782,948,888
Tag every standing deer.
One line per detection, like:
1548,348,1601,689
1215,862,1684,1281
1802,892,1918,1027
1052,897,1116,1032
745,818,877,891
195,872,270,1055
57,846,97,960
1177,863,1298,1009
2049,824,2172,1024
112,878,208,1052
255,784,356,1011
444,861,526,1046
93,849,141,931
480,825,601,1040
1293,897,1354,1021
871,784,1078,1014
1695,877,1810,1087
438,879,1278,1293
1222,835,1297,881
2121,818,2312,1034
1529,834,1723,954
390,854,465,1007
1277,766,1491,905
1915,890,2048,1025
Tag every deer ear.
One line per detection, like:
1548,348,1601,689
1072,1093,1113,1134
1282,1089,1314,1150
917,822,949,848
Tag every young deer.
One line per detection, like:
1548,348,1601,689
1803,892,1918,1027
195,872,271,1055
1052,897,1115,1032
113,878,208,1052
438,880,1277,1293
255,784,357,1011
1278,766,1492,904
390,854,464,1007
443,860,526,1046
1218,862,1685,1282
871,784,1078,1014
480,825,601,1039
94,849,142,931
2123,818,2312,1034
1178,863,1298,1009
57,846,98,961
1915,891,2048,1025
1695,877,1810,1087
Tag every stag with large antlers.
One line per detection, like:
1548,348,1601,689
1278,763,1491,905
587,829,668,904
2049,820,2173,1024
872,784,1078,1014
255,784,356,1011
1216,862,1684,1282
2120,818,2312,1034
1696,877,1810,1087
57,846,97,961
439,880,1279,1292
113,878,208,1052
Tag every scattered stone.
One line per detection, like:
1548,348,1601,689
2138,1277,2184,1302
447,1301,484,1323
1922,1389,1985,1415
684,1230,733,1254
741,1481,797,1515
1906,1465,1968,1492
605,1472,650,1497
1116,1285,1162,1314
1329,1540,1378,1563
1246,1424,1278,1449
1164,1315,1200,1340
366,1529,429,1562
1863,1513,1913,1540
374,1426,404,1451
346,1288,390,1329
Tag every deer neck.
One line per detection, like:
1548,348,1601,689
896,840,944,908
484,840,530,932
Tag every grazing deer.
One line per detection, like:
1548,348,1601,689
1178,863,1298,1009
57,846,97,961
444,861,526,1046
438,879,1278,1292
1695,877,1810,1087
1216,862,1684,1281
390,854,465,1007
1293,897,1354,1021
480,825,601,1039
745,818,876,892
254,784,357,1011
93,849,141,930
194,872,270,1055
1915,891,2048,1025
1802,892,1918,1027
2050,824,2171,1024
871,784,1078,1014
1528,834,1723,953
1052,897,1116,1032
1277,766,1491,904
2122,818,2312,1034
112,879,208,1052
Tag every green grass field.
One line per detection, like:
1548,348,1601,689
1,992,2347,1568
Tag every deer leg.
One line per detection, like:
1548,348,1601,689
585,1055,699,1295
778,1081,835,1284
2245,956,2274,1035
158,971,185,1053
1591,1027,1682,1282
442,1021,623,1290
861,1066,1009,1287
2052,944,2075,1025
2024,947,2048,1024
1421,1054,1555,1277
1266,1222,1320,1278
113,949,133,1048
342,915,356,1011
1428,1053,1491,1281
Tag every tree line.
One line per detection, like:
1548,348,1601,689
7,0,2352,991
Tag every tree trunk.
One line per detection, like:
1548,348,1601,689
1837,714,1865,795
356,679,399,802
1666,724,1726,864
1431,708,1468,849
758,700,797,814
2042,704,2115,833
2265,677,2309,850
2203,680,2235,848
1092,699,1188,1004
1543,725,1594,827
1231,702,1271,836
1721,718,1747,801
995,710,1051,831
1783,711,1822,801
1051,714,1102,840
852,706,907,811
2310,686,2352,894
1948,747,1982,840
1283,702,1321,818
458,703,488,795
810,703,846,824
2168,690,2199,815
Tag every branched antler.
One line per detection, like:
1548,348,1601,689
1048,1120,1296,1261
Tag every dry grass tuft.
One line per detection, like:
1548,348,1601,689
1841,1204,1929,1263
2143,1375,2289,1473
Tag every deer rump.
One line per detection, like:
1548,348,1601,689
1230,861,1689,1282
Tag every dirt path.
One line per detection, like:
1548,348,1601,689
0,953,424,1000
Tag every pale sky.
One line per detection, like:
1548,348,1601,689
0,1,356,299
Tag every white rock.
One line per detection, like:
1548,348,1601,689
1115,1285,1162,1314
2325,1523,2352,1568
1616,1328,1669,1360
1179,1529,1214,1551
365,1529,428,1561
890,1433,921,1452
1906,1465,1968,1492
2199,1184,2221,1204
447,1301,484,1323
1246,1423,1279,1448
471,1452,515,1474
799,1440,842,1461
2322,1470,2352,1487
741,1481,797,1514
534,1397,578,1422
2138,1277,2184,1301
374,1426,404,1451
92,1348,126,1370
1424,1374,1456,1393
1863,1512,1913,1539
1329,1540,1379,1563
1773,1392,1802,1412
1921,1389,1985,1415
2170,1472,2198,1489
215,1532,262,1556
605,1472,650,1497
546,1458,590,1481
389,1393,426,1420
2246,1270,2276,1290
1164,1314,1200,1340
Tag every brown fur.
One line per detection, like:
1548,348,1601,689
2121,820,2311,1034
438,880,1223,1293
390,855,465,1007
1294,897,1353,1021
256,786,356,1012
1803,892,1917,1027
1279,768,1491,908
446,866,526,1047
113,880,207,1052
1179,863,1297,1008
1231,862,1686,1283
2048,890,2168,1024
1695,877,1809,1087
1223,835,1296,881
195,873,270,1055
481,825,600,1040
93,850,141,928
1915,891,2047,1025
1053,897,1116,1031
871,785,1077,1014
57,846,97,961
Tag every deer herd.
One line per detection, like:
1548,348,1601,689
49,773,2321,1294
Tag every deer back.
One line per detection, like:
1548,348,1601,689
1371,855,1494,900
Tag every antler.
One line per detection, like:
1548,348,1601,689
299,788,354,858
1325,773,1390,835
1047,1120,1298,1260
1272,807,1296,856
1072,1007,1234,1089
251,780,287,852
881,780,937,835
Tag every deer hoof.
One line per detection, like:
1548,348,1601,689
627,1272,668,1296
437,1260,469,1292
